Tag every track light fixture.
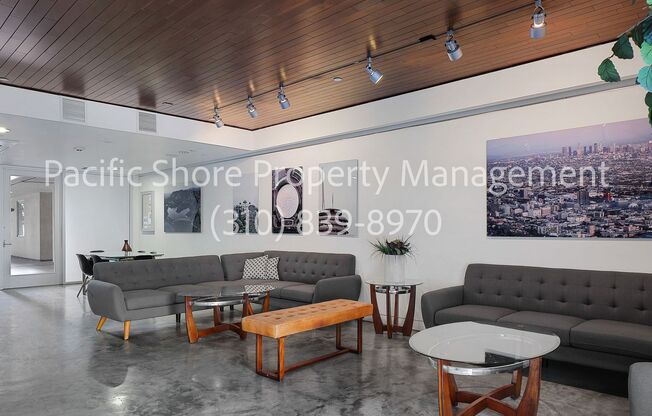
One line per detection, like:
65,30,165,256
213,106,224,128
246,96,257,118
277,83,290,109
365,56,383,85
530,0,546,39
445,30,462,61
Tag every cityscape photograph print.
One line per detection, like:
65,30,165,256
487,118,652,238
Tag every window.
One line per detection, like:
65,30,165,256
16,200,25,237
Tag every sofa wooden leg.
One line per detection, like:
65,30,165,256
96,316,107,331
123,321,131,340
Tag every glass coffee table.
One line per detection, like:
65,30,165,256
364,278,423,338
409,321,560,416
176,283,280,344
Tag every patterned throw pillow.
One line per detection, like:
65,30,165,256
243,255,268,279
265,257,280,280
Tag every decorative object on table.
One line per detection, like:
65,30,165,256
371,236,413,282
597,1,652,125
365,277,423,339
318,159,358,236
141,191,155,234
233,173,258,234
409,322,560,416
272,167,303,234
164,186,201,233
487,118,652,238
121,240,132,253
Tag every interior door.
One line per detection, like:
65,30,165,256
1,166,62,289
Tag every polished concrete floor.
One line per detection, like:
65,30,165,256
0,285,629,416
10,256,55,275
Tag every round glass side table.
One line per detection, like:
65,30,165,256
364,278,423,338
409,321,560,416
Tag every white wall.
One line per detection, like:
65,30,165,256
131,43,652,328
64,182,130,283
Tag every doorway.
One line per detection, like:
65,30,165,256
1,167,62,289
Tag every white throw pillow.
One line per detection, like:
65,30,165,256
243,255,268,279
265,257,280,280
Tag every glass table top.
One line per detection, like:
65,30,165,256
87,251,163,259
174,283,281,298
409,322,560,367
364,278,424,286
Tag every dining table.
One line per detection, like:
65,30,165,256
87,251,164,261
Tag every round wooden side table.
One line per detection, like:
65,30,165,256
365,278,423,338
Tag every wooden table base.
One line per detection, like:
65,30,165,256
255,318,363,382
184,294,269,344
369,284,417,338
436,358,542,416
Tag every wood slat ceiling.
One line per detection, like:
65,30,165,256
0,0,646,130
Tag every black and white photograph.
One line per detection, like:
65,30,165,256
272,167,303,234
164,187,201,233
319,159,358,236
487,118,652,238
141,191,155,234
233,173,258,234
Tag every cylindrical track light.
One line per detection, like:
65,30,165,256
277,83,290,109
365,56,383,85
445,30,462,61
530,0,546,39
246,96,257,118
213,106,224,128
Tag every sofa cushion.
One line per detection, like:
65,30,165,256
435,304,515,325
570,320,652,359
265,251,355,284
498,311,584,345
220,252,265,281
94,255,224,291
123,289,177,310
272,283,315,303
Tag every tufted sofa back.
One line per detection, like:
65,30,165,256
93,255,224,291
463,264,652,325
265,251,356,284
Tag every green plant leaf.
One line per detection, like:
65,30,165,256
646,92,652,107
638,66,652,91
612,34,634,59
598,58,621,82
642,42,652,64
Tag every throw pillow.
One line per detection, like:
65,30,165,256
265,257,280,280
242,255,268,279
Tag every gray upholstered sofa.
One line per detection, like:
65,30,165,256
629,362,652,416
88,251,360,340
421,264,652,372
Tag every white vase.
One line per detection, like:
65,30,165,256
384,255,406,282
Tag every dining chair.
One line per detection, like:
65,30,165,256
133,255,154,260
75,254,94,297
90,255,108,265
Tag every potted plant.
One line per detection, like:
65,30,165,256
371,236,413,282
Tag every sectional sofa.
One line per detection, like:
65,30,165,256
87,251,361,339
421,263,652,372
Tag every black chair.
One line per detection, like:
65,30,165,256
90,255,108,265
133,255,154,260
75,254,94,297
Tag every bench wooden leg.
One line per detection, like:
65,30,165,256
336,323,342,350
357,318,363,353
278,337,286,381
256,335,263,374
